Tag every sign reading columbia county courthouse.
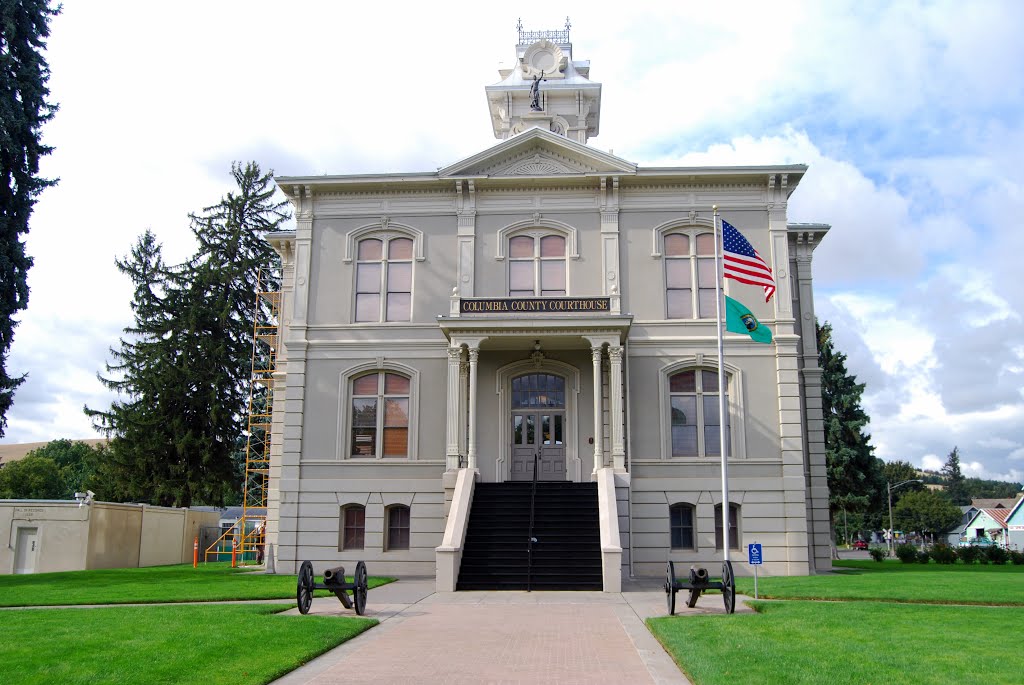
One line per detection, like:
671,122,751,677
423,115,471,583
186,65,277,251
460,297,611,314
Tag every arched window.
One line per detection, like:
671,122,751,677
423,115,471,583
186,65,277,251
351,372,410,458
715,503,740,550
669,503,696,550
339,505,365,550
385,505,410,551
669,369,730,457
355,236,413,322
509,234,566,296
664,231,716,319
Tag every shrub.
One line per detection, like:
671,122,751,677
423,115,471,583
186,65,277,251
957,545,982,564
983,545,1009,565
895,543,918,563
868,546,887,562
1009,549,1024,565
916,550,931,564
929,543,957,565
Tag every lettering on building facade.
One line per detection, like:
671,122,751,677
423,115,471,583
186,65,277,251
460,298,611,314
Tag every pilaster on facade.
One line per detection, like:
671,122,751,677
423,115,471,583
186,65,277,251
607,345,626,471
599,177,622,314
445,345,464,471
455,180,477,297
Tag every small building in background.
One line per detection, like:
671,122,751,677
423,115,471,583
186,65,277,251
0,499,219,574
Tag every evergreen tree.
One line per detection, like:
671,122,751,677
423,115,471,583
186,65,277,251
86,230,184,505
87,163,287,507
0,1,60,436
817,321,884,517
941,446,970,506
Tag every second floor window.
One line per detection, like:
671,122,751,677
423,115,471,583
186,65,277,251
508,234,566,297
355,237,412,322
669,369,730,457
665,232,716,319
351,372,410,458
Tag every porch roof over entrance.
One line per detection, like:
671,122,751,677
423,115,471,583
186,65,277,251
437,313,632,347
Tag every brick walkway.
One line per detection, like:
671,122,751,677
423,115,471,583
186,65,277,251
271,579,746,684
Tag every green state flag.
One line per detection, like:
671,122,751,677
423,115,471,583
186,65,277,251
725,295,772,344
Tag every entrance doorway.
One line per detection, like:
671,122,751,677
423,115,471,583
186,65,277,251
509,373,566,481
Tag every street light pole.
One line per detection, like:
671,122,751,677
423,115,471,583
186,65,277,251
887,479,924,557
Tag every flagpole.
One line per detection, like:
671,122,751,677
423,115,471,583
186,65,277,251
712,205,730,560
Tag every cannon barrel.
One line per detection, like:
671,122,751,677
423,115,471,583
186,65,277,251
688,566,709,584
322,565,347,584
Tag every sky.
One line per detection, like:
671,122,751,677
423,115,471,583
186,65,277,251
6,1,1024,485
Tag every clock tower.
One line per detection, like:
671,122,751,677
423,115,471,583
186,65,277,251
485,19,602,144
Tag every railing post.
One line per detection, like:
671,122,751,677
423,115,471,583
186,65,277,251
527,451,539,592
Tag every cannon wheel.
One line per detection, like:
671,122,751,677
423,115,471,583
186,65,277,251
721,560,735,615
354,560,368,616
664,560,676,615
297,560,315,615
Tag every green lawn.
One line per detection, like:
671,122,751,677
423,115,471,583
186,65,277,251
0,604,375,685
733,559,1024,605
0,563,394,607
649,601,1022,685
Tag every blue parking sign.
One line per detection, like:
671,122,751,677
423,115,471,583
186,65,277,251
748,543,763,565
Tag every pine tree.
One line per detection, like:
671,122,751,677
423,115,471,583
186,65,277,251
817,321,884,516
85,230,184,505
87,163,288,507
941,446,970,506
0,1,60,436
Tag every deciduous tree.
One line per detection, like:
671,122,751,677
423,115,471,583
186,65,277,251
893,488,962,538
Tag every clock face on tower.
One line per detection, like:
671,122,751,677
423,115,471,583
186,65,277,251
521,40,566,80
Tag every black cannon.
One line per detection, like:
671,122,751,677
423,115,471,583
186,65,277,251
664,560,735,615
296,560,368,615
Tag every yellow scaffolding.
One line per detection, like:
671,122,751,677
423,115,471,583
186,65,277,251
205,268,279,564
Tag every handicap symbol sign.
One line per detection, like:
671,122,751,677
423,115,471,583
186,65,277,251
748,543,763,565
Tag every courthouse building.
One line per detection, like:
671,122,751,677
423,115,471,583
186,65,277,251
264,25,832,590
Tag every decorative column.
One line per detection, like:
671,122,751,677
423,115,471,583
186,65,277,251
608,345,626,471
445,345,463,471
591,345,604,473
467,346,480,470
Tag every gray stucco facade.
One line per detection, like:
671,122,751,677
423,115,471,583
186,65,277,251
264,33,831,582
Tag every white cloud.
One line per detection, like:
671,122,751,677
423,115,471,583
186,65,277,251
5,1,1024,487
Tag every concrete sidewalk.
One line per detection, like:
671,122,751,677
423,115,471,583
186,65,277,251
272,578,753,685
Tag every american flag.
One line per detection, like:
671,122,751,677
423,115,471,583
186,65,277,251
722,220,775,301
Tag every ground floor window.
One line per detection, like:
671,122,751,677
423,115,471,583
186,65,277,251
340,505,365,550
669,503,696,550
386,505,410,550
715,503,740,550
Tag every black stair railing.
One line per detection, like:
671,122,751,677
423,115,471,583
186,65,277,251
526,451,539,592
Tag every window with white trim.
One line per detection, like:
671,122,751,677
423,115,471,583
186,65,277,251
664,231,716,319
350,372,410,458
355,237,412,322
508,234,566,296
669,369,730,457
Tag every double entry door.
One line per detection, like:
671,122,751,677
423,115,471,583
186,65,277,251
510,411,566,481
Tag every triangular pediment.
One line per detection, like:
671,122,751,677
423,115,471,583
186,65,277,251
439,128,636,178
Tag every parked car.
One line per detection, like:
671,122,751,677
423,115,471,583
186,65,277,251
852,539,869,550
